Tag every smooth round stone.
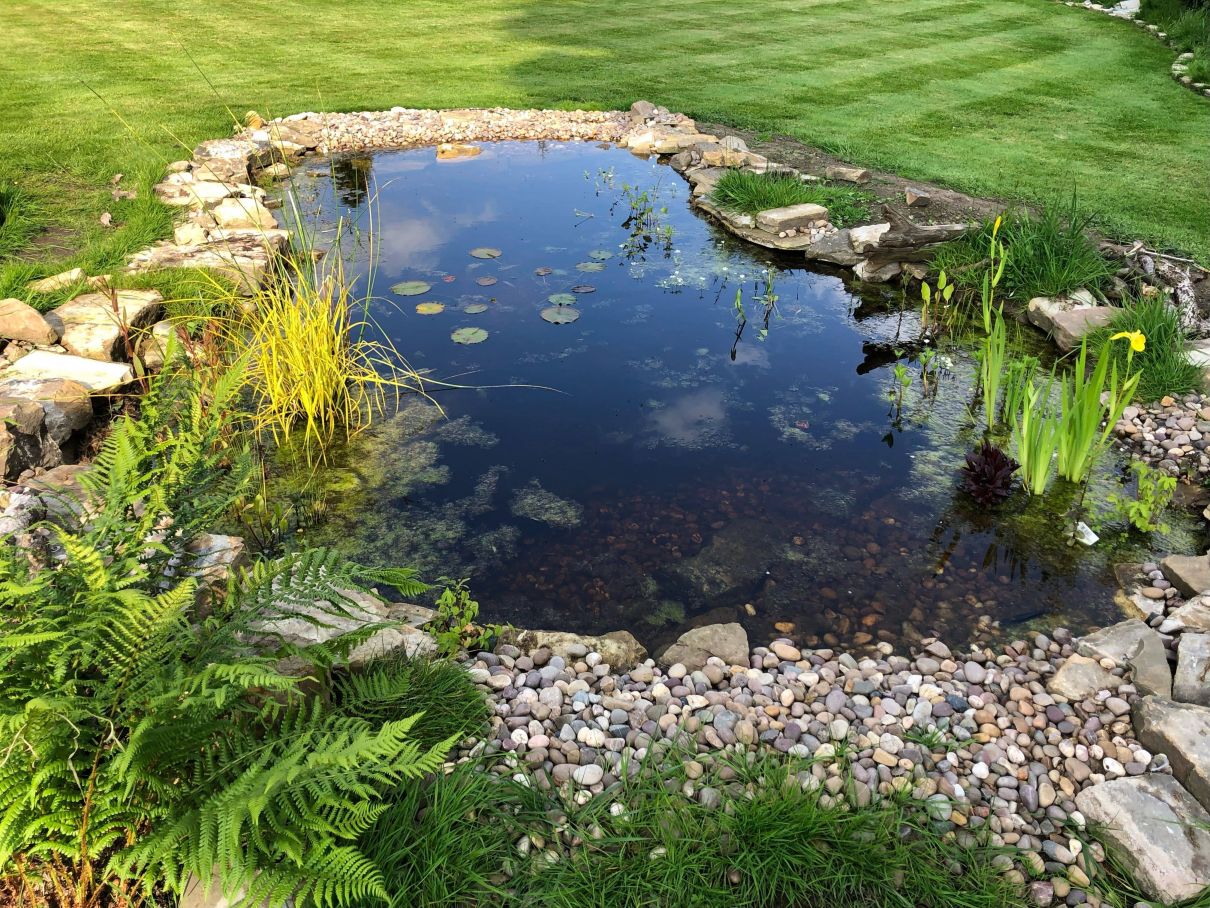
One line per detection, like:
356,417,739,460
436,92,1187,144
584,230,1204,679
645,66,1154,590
572,764,603,786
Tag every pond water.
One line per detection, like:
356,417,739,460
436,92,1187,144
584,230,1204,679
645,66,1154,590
276,141,1200,653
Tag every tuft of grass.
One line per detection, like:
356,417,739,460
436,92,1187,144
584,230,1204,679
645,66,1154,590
1092,293,1203,402
363,753,1023,908
710,170,874,227
0,182,40,258
934,200,1113,301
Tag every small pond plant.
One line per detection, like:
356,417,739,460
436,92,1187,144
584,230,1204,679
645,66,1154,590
960,441,1020,506
1107,460,1177,534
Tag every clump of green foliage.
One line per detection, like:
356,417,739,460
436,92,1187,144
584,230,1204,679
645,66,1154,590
933,199,1112,300
359,755,1022,908
0,181,38,257
710,170,873,227
430,578,506,656
1108,461,1178,532
1142,0,1210,81
0,367,465,908
1093,293,1202,402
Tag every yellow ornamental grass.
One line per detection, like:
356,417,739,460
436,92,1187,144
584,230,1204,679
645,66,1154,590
220,252,431,462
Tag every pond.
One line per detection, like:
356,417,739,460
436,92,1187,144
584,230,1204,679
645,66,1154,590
274,140,1200,653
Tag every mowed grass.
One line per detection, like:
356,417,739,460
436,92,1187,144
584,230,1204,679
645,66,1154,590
2,0,1209,267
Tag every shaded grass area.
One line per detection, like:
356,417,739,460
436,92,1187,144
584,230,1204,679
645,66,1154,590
360,754,1024,908
711,170,874,227
1,0,1209,274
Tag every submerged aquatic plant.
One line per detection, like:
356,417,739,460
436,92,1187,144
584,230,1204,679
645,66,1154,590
960,442,1020,506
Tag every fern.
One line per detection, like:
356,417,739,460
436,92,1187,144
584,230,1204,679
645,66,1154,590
0,367,458,908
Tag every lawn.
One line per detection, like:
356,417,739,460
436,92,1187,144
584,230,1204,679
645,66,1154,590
1,0,1208,272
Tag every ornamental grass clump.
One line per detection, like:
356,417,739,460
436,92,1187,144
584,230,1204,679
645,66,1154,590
710,170,873,227
214,196,435,463
1095,293,1201,402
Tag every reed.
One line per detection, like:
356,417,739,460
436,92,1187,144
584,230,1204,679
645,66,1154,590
1055,338,1140,483
978,311,1008,430
1011,376,1060,495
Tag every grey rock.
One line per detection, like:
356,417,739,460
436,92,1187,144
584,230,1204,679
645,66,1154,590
1160,595,1210,634
1075,775,1210,904
1162,554,1210,598
1134,697,1210,811
507,629,646,670
660,622,749,672
1078,619,1171,698
1047,655,1119,700
1175,634,1210,706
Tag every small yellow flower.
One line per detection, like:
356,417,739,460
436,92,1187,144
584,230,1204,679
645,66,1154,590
1111,330,1146,353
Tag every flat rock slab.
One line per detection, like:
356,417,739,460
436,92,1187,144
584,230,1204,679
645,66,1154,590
1161,595,1210,634
1078,618,1172,698
44,290,163,362
660,622,749,671
1134,696,1210,812
755,203,828,232
1176,634,1210,706
0,298,58,345
1050,306,1122,351
1074,774,1210,904
1162,554,1210,598
1046,654,1120,700
0,350,133,394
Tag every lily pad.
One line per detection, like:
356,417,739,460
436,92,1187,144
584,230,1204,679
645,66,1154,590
571,284,595,294
576,262,605,273
415,301,445,315
534,267,553,277
464,303,489,314
548,292,577,306
392,280,432,296
469,247,502,259
451,327,489,344
540,307,581,325
589,250,613,261
476,276,498,286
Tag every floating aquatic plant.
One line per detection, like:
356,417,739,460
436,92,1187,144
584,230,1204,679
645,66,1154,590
534,266,553,276
475,276,497,286
570,284,595,293
463,303,488,314
548,292,576,306
451,327,489,344
589,249,613,260
415,301,444,315
392,280,432,296
576,261,605,272
960,442,1020,506
540,307,580,324
469,247,502,259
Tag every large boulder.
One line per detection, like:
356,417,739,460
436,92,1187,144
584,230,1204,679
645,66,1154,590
1162,554,1210,598
1161,595,1210,634
659,622,749,671
1046,654,1120,700
1175,634,1210,706
507,629,646,670
1074,774,1210,904
1133,696,1210,811
1050,307,1121,351
0,298,58,345
0,377,93,445
43,290,164,362
1077,618,1171,698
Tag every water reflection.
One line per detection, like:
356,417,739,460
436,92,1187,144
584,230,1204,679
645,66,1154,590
273,141,1202,651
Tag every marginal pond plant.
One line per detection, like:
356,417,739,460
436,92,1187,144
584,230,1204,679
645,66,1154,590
1107,460,1178,533
1054,334,1141,484
1095,292,1202,402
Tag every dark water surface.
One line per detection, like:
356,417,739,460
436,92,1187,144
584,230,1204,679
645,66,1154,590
280,141,1199,652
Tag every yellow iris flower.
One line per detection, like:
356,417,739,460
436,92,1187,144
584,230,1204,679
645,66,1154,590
1110,330,1146,353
